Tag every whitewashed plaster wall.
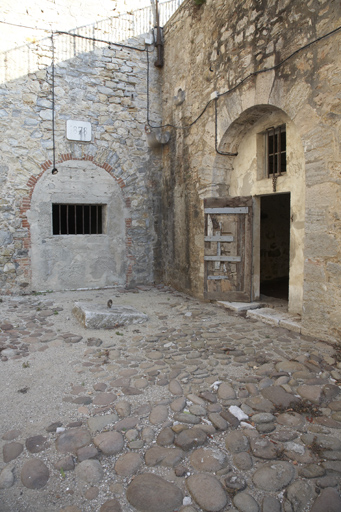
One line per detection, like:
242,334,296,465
28,160,126,291
226,109,305,316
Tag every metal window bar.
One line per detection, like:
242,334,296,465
266,128,272,176
267,125,286,176
53,204,103,235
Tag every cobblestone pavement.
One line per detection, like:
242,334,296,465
0,286,341,512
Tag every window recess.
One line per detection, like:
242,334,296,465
266,124,286,177
52,204,104,235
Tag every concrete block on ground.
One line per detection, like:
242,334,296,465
72,302,148,329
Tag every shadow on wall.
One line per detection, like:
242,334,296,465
0,0,184,83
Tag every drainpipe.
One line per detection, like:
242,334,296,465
154,0,164,68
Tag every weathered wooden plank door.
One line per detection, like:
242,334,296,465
204,197,253,301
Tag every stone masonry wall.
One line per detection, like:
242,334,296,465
0,25,163,293
161,0,341,342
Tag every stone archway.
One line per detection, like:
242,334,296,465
27,159,127,292
212,104,306,315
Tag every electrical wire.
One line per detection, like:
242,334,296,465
1,21,148,170
48,30,149,172
3,15,339,154
214,98,237,156
147,24,341,133
51,33,58,174
219,25,341,100
146,46,151,126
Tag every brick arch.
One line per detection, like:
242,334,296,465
19,154,135,290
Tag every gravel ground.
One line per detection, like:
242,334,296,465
1,286,341,512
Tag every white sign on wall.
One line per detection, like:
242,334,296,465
66,120,92,142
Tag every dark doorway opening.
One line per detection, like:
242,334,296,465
260,193,290,300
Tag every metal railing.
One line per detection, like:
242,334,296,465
0,0,185,83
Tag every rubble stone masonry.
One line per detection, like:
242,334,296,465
0,0,340,344
0,29,162,293
161,0,341,342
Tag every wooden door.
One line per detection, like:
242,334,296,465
204,197,253,301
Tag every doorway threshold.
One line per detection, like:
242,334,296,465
217,295,301,334
217,301,266,313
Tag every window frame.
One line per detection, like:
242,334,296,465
265,124,286,178
52,203,105,236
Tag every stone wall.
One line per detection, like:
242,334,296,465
161,0,341,342
1,0,340,342
0,26,163,293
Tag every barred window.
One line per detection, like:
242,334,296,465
52,204,104,235
266,125,286,176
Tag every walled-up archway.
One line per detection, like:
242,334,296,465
28,159,127,292
214,104,306,315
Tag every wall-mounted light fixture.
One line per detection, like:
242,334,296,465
145,125,170,148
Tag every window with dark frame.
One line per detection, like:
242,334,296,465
52,204,104,235
266,124,286,176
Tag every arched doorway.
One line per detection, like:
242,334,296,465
208,105,305,315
